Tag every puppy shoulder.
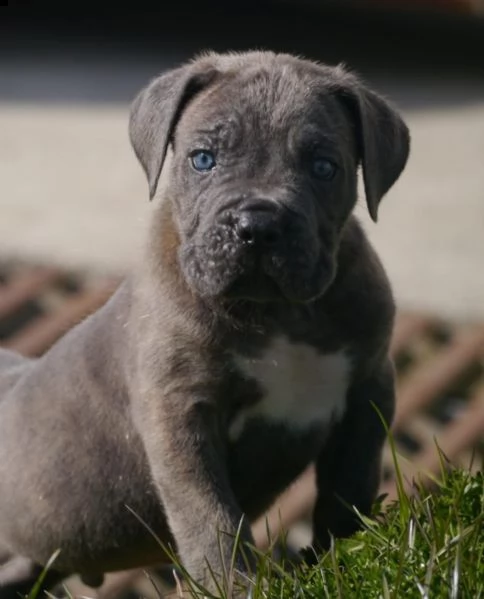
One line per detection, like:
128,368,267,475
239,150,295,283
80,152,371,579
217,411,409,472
327,216,395,357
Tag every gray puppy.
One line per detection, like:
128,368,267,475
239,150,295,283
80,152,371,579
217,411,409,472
0,51,409,598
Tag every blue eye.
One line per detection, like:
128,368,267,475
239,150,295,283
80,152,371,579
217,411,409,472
311,156,337,181
190,150,216,172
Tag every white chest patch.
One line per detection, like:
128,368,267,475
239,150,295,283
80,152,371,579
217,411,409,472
229,336,351,441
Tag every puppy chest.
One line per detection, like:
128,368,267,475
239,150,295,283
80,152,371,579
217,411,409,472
228,337,351,440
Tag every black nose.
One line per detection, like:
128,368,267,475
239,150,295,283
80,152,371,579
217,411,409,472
235,206,282,247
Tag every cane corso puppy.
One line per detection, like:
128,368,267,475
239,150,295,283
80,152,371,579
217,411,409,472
0,51,409,597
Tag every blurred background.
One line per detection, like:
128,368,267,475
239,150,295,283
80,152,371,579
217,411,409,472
1,1,483,596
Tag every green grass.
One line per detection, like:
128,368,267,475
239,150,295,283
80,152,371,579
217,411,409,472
258,468,484,599
32,465,483,599
173,466,484,599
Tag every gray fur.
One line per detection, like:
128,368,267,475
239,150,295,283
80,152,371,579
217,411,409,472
0,51,409,598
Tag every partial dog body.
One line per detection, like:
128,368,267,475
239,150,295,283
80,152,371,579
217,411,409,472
0,51,409,597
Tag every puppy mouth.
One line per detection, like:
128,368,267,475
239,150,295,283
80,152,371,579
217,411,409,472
180,236,335,304
224,261,285,302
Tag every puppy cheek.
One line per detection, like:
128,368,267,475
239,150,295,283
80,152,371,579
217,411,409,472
178,242,237,298
301,247,338,300
179,246,215,296
317,250,338,292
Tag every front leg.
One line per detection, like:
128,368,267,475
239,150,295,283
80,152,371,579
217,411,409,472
310,359,395,554
134,387,255,594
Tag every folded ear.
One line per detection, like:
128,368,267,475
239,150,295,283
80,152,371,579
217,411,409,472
129,64,219,200
336,72,410,222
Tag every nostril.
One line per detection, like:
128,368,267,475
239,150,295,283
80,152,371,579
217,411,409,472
236,217,255,244
235,211,282,246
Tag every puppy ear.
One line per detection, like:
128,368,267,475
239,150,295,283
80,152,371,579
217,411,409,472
129,65,219,200
337,75,410,222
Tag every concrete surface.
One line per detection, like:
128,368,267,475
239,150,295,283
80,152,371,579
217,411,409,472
1,9,483,322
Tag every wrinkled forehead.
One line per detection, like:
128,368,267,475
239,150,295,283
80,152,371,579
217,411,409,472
177,65,352,147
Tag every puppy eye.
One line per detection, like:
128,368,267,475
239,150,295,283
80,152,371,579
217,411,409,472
310,156,337,181
190,150,216,172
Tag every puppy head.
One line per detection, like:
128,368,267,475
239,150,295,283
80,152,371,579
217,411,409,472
130,51,410,303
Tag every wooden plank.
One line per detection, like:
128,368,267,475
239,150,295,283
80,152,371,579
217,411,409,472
0,267,62,320
3,282,118,357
